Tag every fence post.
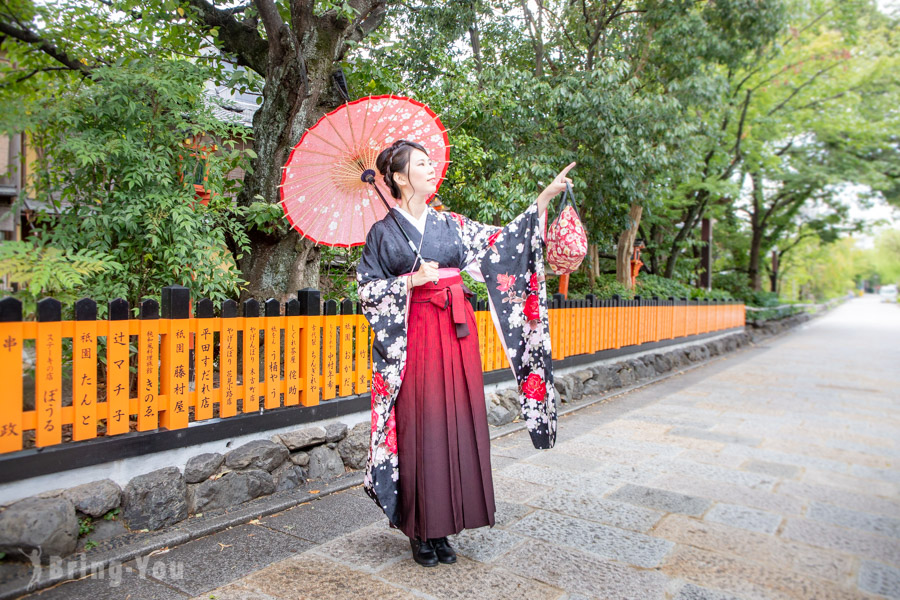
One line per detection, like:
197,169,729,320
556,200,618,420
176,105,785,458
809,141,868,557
340,299,355,397
194,299,216,421
160,286,190,430
585,294,596,353
242,298,261,412
284,298,301,407
355,301,371,395
35,298,62,447
298,288,321,407
138,298,161,431
105,299,130,435
220,299,239,417
0,296,23,453
322,300,338,400
263,298,282,410
73,298,97,442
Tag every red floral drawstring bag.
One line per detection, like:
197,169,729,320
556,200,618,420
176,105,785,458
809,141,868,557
546,183,588,274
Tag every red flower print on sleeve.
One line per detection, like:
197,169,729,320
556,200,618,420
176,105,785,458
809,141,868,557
529,273,539,291
496,273,516,292
523,294,540,321
385,411,398,453
487,230,502,247
521,373,546,402
372,372,389,397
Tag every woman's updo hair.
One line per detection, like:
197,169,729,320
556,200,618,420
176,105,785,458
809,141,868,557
375,139,428,200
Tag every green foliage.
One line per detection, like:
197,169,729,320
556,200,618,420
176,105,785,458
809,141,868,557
461,271,488,301
83,540,98,551
319,246,363,303
16,59,252,309
102,508,121,521
78,517,94,537
0,241,121,318
245,200,290,236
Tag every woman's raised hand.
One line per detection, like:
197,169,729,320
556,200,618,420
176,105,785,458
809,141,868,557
411,261,440,287
536,162,577,216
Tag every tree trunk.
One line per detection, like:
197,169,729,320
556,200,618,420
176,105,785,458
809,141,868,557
616,204,643,289
663,189,708,278
748,171,765,291
236,19,360,304
588,243,600,280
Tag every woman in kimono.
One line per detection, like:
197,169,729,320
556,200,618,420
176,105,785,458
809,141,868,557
357,139,574,567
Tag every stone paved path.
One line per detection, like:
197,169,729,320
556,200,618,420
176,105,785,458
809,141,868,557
24,296,900,599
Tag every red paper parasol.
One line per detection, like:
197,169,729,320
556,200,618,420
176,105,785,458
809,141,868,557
280,95,451,247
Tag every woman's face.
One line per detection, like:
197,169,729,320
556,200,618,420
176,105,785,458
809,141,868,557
395,149,437,200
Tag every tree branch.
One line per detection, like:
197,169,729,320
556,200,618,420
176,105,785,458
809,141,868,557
185,0,269,76
766,60,843,117
0,19,93,75
254,0,285,63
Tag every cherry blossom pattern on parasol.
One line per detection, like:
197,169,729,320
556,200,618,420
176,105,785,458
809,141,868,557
279,95,451,248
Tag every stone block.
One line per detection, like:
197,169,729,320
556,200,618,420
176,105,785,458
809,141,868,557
122,467,188,531
187,468,275,514
509,509,673,568
272,462,306,492
324,422,348,443
782,518,900,564
225,439,289,472
527,490,663,533
741,459,800,479
276,426,327,451
675,583,743,600
337,422,369,469
487,402,518,426
500,537,670,598
650,353,672,374
607,483,711,517
807,501,900,539
307,445,345,479
289,451,310,467
184,452,225,483
704,503,782,534
0,497,78,558
858,560,900,599
574,369,593,383
63,479,121,517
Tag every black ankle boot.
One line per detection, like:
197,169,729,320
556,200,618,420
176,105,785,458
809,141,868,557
431,537,457,564
409,538,439,567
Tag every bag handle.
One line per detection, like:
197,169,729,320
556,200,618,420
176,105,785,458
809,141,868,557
554,182,580,220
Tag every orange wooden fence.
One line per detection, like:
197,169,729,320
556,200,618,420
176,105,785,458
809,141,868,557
0,287,743,454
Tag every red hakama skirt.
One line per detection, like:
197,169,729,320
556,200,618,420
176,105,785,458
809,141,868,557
396,272,496,540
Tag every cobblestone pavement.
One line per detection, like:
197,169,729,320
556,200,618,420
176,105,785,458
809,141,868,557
25,296,900,599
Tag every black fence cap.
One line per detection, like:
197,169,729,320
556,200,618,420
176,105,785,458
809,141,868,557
195,298,215,319
221,299,238,318
297,288,321,316
140,298,159,320
323,299,338,316
161,285,190,319
37,298,62,322
265,298,281,317
0,297,22,322
284,298,300,317
74,298,97,321
340,299,354,315
108,298,129,321
243,298,259,318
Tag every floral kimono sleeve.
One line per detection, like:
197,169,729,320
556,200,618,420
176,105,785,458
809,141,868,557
356,228,411,525
448,204,557,450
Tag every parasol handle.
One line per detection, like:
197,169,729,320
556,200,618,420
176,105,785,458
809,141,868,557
361,169,426,267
